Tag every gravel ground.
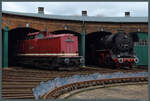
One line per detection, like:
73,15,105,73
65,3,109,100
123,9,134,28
67,84,148,100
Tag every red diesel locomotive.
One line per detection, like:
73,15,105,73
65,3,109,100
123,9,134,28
16,31,84,69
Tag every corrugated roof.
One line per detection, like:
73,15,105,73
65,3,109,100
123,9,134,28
2,11,148,23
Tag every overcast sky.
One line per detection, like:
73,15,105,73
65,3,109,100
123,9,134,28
2,2,148,17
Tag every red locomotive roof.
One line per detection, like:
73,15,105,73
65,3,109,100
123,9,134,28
27,31,75,40
27,32,40,36
46,34,74,38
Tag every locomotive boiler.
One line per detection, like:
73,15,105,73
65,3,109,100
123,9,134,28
16,31,84,70
86,30,139,68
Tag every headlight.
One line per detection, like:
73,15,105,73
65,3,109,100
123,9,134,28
80,57,84,63
117,55,120,57
134,58,139,63
118,58,123,63
64,58,70,64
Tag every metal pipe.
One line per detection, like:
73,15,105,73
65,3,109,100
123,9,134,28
148,0,150,100
3,26,8,68
81,15,86,66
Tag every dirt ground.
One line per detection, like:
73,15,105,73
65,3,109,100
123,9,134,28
67,84,148,100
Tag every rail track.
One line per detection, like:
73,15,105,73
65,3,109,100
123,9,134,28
42,77,148,99
59,82,148,99
2,66,147,99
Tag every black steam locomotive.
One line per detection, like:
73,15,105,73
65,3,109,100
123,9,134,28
85,30,139,68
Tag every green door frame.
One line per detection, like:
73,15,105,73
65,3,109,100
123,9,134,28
134,32,148,66
3,26,9,68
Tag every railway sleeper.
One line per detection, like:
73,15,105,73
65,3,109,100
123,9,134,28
87,82,93,87
125,78,131,82
114,79,121,83
96,81,102,85
60,90,65,95
66,87,71,92
72,84,75,89
80,84,85,88
122,79,130,82
72,85,78,90
134,78,140,82
122,79,127,82
81,83,87,88
97,81,101,85
111,80,119,83
100,81,105,85
74,86,78,90
118,79,122,83
48,96,54,99
77,84,82,88
63,88,69,93
85,83,90,87
84,85,89,88
76,84,81,89
104,80,110,84
93,82,99,86
53,93,60,98
108,80,113,84
140,78,146,81
64,88,69,93
68,87,73,91
92,82,97,86
131,79,136,82
51,94,57,98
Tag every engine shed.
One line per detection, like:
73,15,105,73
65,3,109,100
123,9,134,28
2,8,148,68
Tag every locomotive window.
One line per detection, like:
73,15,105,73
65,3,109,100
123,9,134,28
36,33,44,39
144,40,148,46
65,37,74,42
26,35,34,40
143,40,146,46
146,40,147,45
140,40,142,46
134,42,138,46
140,40,143,46
138,39,148,46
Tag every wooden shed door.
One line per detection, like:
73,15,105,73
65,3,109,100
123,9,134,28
134,32,148,66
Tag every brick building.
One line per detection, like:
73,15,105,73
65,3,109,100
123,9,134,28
2,8,148,67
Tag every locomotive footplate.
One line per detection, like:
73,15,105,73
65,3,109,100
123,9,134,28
114,58,136,69
15,56,84,70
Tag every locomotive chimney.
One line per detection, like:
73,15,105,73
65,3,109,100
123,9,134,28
38,7,44,14
82,10,87,16
118,28,124,33
125,12,130,17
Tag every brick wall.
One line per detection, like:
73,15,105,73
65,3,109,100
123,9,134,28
2,14,148,34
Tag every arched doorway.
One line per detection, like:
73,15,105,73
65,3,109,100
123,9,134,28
8,27,39,66
85,31,112,66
